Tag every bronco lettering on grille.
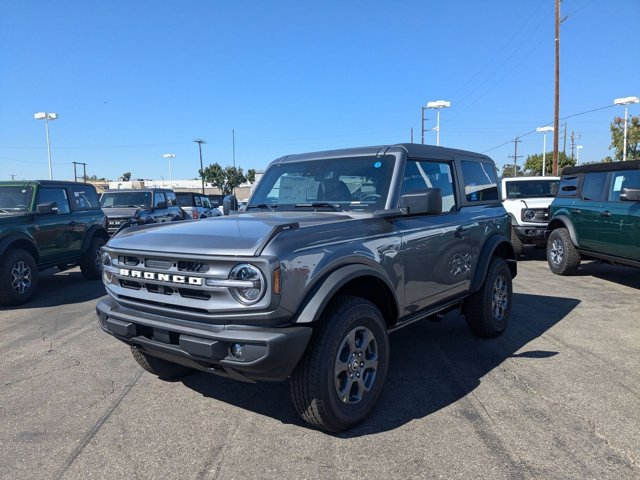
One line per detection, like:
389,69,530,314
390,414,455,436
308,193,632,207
118,268,203,286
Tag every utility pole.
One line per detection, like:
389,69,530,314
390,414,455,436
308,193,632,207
562,122,567,154
193,139,206,194
232,130,236,168
410,127,414,143
552,0,561,175
570,131,575,160
508,137,523,177
11,174,15,181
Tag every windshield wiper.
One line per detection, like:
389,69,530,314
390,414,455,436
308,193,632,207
246,203,277,211
294,202,341,211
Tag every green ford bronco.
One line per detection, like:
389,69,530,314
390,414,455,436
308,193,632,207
97,144,517,431
0,180,108,306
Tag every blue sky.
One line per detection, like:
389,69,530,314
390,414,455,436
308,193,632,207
1,0,639,182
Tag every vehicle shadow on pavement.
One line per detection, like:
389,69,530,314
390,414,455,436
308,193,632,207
181,292,580,436
0,269,106,310
570,262,640,289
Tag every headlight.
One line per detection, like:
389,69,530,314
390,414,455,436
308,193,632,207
522,209,536,221
229,264,266,304
101,250,112,266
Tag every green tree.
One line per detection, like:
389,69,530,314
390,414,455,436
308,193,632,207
199,163,255,195
121,172,131,181
500,164,523,178
609,115,640,161
523,151,575,176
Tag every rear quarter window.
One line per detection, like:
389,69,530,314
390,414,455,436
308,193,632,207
461,160,499,203
70,186,100,209
557,175,580,197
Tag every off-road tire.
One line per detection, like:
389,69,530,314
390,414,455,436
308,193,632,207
131,347,192,379
0,249,39,306
547,228,581,275
463,257,512,338
290,295,389,432
511,226,524,257
80,236,106,280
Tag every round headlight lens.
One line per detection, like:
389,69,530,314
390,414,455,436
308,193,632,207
523,209,536,221
101,250,112,266
229,264,266,304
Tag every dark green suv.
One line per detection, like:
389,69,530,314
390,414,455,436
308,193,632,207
546,161,640,275
0,181,108,306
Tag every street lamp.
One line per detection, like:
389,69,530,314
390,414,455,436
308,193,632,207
576,145,583,166
614,96,639,161
426,100,451,146
193,139,206,194
162,154,175,187
536,126,554,176
34,112,58,180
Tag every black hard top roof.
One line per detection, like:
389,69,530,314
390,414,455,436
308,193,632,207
102,188,173,193
0,180,96,187
272,143,491,164
562,160,640,175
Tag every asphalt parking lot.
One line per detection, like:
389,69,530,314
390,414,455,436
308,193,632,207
1,249,638,480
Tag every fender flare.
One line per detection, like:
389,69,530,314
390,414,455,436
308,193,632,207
547,215,578,246
469,233,517,292
0,233,38,260
80,226,109,254
293,264,398,324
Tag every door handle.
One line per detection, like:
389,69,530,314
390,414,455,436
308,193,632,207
600,210,612,217
455,226,470,238
570,208,581,214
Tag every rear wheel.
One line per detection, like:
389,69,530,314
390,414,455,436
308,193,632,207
0,249,39,306
80,236,106,280
463,257,512,338
290,296,389,432
547,228,581,275
131,347,192,379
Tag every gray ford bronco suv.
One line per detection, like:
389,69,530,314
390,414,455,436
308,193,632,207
97,144,517,432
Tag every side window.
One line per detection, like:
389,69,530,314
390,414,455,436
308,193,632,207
154,192,166,208
70,186,99,209
194,196,202,207
609,170,640,201
165,191,178,207
461,161,499,202
38,187,71,214
402,159,456,213
581,172,607,201
557,175,580,197
202,197,211,208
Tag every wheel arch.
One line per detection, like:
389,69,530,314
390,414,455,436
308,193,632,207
81,226,109,254
0,234,39,263
293,264,399,329
547,216,578,246
470,234,517,292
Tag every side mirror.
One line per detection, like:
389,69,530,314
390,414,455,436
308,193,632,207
36,202,59,214
223,195,238,215
621,187,640,202
399,188,442,215
156,201,167,209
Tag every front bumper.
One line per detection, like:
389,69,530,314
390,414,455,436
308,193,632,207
97,297,312,382
514,225,547,242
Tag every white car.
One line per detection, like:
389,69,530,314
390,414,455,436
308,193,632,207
501,176,560,256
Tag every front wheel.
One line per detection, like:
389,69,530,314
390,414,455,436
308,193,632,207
511,226,523,257
547,228,581,275
290,296,389,432
463,257,512,338
0,249,39,306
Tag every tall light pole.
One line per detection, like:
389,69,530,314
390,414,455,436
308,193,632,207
614,96,639,161
162,154,175,188
193,139,206,194
34,112,58,180
536,126,554,176
426,100,451,146
576,145,583,166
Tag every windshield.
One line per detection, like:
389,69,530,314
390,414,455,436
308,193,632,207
249,155,395,211
504,179,559,199
0,185,35,213
100,191,152,208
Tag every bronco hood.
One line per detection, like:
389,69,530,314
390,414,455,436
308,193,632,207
106,211,355,256
102,207,144,217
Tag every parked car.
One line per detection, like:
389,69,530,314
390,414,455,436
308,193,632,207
501,176,559,256
100,188,186,235
0,180,108,306
546,160,640,274
175,192,220,219
97,143,517,432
